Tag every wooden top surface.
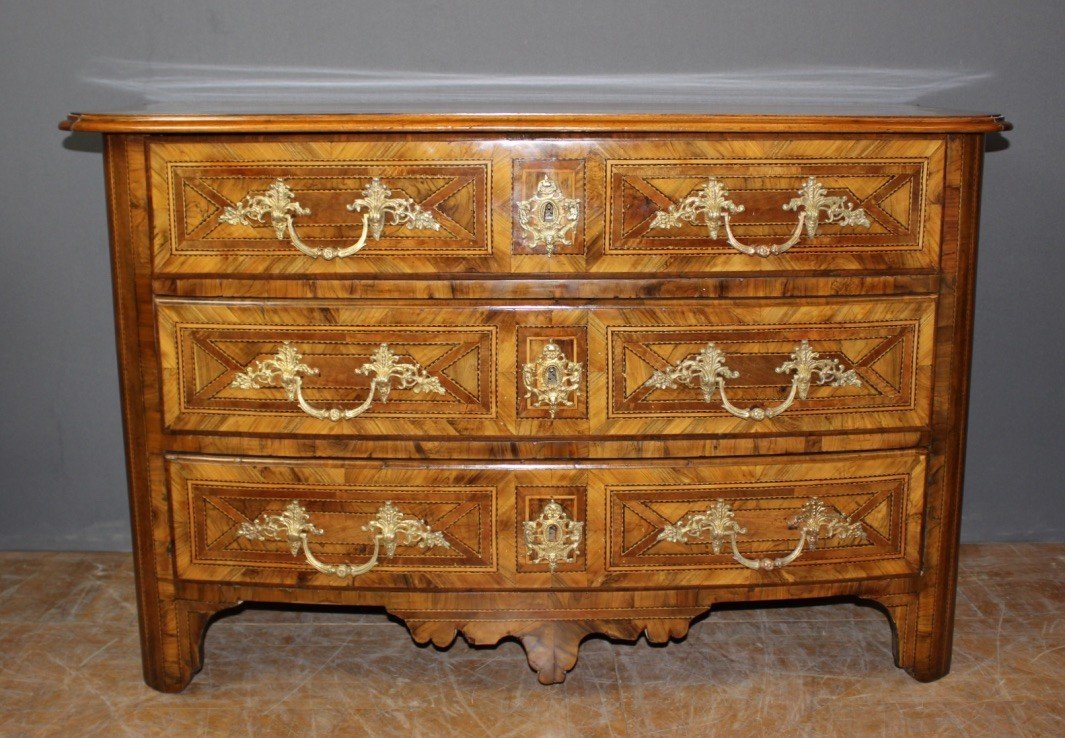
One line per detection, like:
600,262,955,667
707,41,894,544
61,104,1010,133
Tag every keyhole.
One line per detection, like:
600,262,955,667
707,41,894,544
545,524,559,542
541,201,556,223
545,365,559,385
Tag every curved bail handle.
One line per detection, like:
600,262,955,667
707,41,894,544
643,340,861,422
656,497,868,571
237,500,450,580
229,342,446,423
649,176,871,257
286,212,369,260
218,177,377,260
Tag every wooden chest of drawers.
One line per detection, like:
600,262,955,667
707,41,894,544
62,108,1008,690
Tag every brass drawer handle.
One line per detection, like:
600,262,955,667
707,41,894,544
522,342,582,418
658,498,867,570
644,340,860,421
219,177,440,260
231,342,445,422
649,176,871,257
238,500,450,579
517,175,581,255
523,500,583,571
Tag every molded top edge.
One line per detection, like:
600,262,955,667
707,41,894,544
61,108,1011,134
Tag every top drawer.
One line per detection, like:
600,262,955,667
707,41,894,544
148,137,945,276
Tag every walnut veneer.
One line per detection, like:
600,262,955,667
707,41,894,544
61,108,1009,690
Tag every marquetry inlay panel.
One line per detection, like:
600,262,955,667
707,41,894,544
156,299,499,436
168,458,499,586
149,140,494,274
604,451,926,577
597,138,944,272
596,297,936,435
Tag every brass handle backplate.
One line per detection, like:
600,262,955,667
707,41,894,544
230,342,445,422
644,340,861,421
219,177,441,260
657,497,867,570
238,500,450,579
649,176,871,257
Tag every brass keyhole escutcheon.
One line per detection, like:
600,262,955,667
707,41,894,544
516,175,580,255
521,342,582,419
523,501,583,572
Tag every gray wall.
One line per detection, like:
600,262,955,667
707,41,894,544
1,0,1061,549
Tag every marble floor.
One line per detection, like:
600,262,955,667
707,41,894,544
0,545,1061,737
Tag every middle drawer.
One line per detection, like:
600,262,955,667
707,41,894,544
156,296,934,438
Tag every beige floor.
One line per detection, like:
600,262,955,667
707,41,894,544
0,545,1061,737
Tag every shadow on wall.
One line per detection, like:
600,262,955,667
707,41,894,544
80,60,993,110
62,132,103,153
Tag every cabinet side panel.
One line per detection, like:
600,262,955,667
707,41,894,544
107,134,224,691
912,133,984,680
104,134,156,683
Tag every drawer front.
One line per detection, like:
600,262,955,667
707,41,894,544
602,451,926,582
150,139,498,275
168,451,924,589
157,297,934,438
157,300,504,437
597,138,943,272
169,458,503,587
596,297,935,435
149,137,943,275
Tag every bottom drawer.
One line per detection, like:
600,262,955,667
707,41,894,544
167,450,925,589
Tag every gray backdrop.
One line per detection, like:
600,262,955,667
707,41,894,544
1,1,1061,549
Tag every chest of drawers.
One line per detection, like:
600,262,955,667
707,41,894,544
62,108,1008,690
